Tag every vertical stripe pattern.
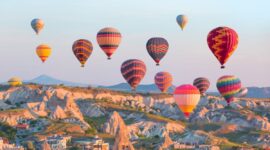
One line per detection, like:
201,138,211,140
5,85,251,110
216,75,241,105
121,59,146,90
72,39,93,67
146,37,169,65
154,72,173,93
176,15,188,30
173,84,200,118
97,27,121,59
207,27,239,68
193,77,210,95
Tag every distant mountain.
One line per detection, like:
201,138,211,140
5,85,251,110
100,83,175,93
24,75,89,87
246,87,270,98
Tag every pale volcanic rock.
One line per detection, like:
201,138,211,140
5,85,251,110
50,105,67,119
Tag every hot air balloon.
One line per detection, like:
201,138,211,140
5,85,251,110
176,15,188,30
207,27,239,69
236,87,248,98
193,77,210,96
173,84,200,119
8,77,22,86
121,59,146,91
31,18,44,35
216,75,241,105
36,44,52,63
146,37,169,66
72,39,93,67
154,72,173,93
97,27,121,59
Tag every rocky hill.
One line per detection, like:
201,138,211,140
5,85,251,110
0,84,269,149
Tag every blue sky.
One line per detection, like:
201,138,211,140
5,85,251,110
0,0,269,89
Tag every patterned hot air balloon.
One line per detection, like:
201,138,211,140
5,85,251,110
121,59,146,91
173,84,201,119
193,77,210,96
236,87,248,98
176,15,188,30
8,77,22,86
146,37,169,66
36,44,52,63
72,39,93,67
216,75,241,105
154,72,173,93
207,27,239,69
97,27,121,59
31,18,44,35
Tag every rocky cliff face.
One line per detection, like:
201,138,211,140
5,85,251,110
0,109,36,126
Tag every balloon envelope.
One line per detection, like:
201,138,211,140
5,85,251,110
173,84,200,118
154,72,173,93
72,39,93,67
97,27,121,59
176,15,188,30
236,87,248,98
207,27,239,69
8,77,22,86
193,77,210,95
146,37,169,66
121,59,146,91
216,75,241,105
31,18,44,35
36,44,52,63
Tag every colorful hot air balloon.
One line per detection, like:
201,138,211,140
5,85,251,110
154,72,173,93
216,75,241,105
207,27,239,69
8,77,22,86
146,37,169,66
236,87,248,98
193,77,210,96
176,15,188,30
31,18,44,35
72,39,93,67
173,84,200,119
121,59,146,91
97,27,121,59
36,44,52,63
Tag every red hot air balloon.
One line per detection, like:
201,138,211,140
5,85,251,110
146,37,169,66
121,59,146,91
173,84,201,119
72,39,93,67
154,72,173,93
193,77,210,96
207,27,239,69
97,27,121,60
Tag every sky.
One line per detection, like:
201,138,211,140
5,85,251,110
0,0,269,90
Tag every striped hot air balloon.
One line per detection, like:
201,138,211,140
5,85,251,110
146,37,169,66
97,27,121,59
72,39,93,67
216,75,241,105
207,27,239,69
121,59,146,91
193,77,210,96
236,87,248,98
176,15,188,30
36,44,52,63
154,72,173,93
31,18,44,35
173,84,200,119
8,77,23,86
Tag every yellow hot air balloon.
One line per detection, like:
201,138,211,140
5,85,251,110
8,77,22,86
36,44,52,63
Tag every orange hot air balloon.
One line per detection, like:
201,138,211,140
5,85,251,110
207,27,239,69
36,44,52,63
97,27,121,60
173,84,200,119
72,39,93,67
154,72,173,93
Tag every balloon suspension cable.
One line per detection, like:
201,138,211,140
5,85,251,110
221,65,225,69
